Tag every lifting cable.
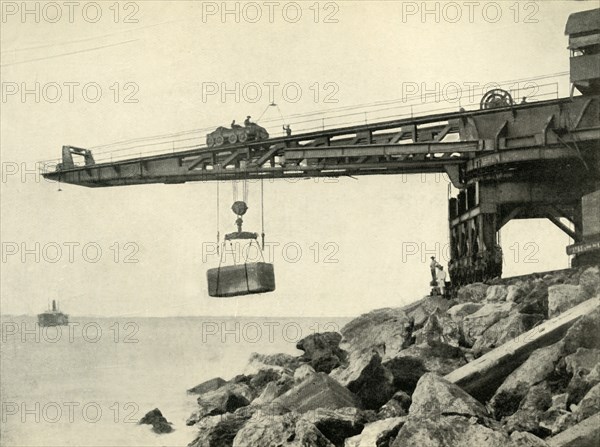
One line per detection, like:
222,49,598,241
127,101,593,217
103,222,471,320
261,178,265,250
256,102,273,122
216,180,220,255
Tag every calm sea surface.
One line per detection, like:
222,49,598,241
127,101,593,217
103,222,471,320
1,315,349,446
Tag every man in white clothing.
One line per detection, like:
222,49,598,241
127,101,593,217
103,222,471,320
436,265,447,297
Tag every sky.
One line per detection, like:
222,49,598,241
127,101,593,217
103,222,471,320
0,1,595,318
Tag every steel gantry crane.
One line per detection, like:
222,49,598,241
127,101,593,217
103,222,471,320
42,9,600,288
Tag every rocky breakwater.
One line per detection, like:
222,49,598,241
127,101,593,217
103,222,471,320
184,265,599,446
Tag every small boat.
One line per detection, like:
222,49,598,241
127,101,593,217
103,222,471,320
37,300,69,327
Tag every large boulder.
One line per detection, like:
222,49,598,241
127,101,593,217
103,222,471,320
447,302,484,323
515,282,548,317
232,412,334,447
506,282,531,303
502,383,553,437
413,309,461,347
509,431,550,446
138,408,173,434
248,368,287,396
408,373,489,419
390,342,467,379
490,342,564,419
378,391,411,419
188,377,227,395
252,381,290,406
462,302,515,346
547,284,586,318
294,364,317,383
195,383,253,420
392,415,512,447
300,407,373,447
574,382,600,421
337,308,414,363
353,357,396,410
188,412,249,447
330,309,414,408
406,296,453,328
274,372,361,413
456,283,489,303
296,332,347,374
565,348,600,378
578,266,600,299
344,417,406,447
472,312,544,357
486,285,509,302
561,307,600,354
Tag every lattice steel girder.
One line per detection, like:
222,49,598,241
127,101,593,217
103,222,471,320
42,95,600,188
46,156,469,188
284,140,481,161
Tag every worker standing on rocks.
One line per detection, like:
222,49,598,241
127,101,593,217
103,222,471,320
430,256,440,283
436,265,447,297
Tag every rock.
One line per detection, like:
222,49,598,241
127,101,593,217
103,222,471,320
539,408,577,435
565,373,595,407
544,413,600,447
380,356,428,395
387,341,467,390
188,377,227,395
392,415,512,447
188,412,249,447
250,374,295,409
138,408,173,434
502,383,553,437
294,364,317,383
521,382,553,412
252,382,281,405
232,412,334,447
462,302,515,346
196,383,253,418
409,373,489,419
291,419,337,447
338,352,395,410
337,308,413,363
406,296,453,328
564,348,600,378
490,342,564,418
503,409,550,438
297,332,347,374
487,285,509,302
274,372,360,413
344,417,406,447
551,393,569,411
510,431,550,446
233,402,289,420
561,307,600,354
575,382,600,421
447,302,484,322
249,368,285,395
457,283,489,303
515,282,548,317
331,309,414,408
378,391,411,419
472,313,544,357
548,285,586,318
301,407,372,447
413,308,461,347
578,266,600,299
507,282,531,303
